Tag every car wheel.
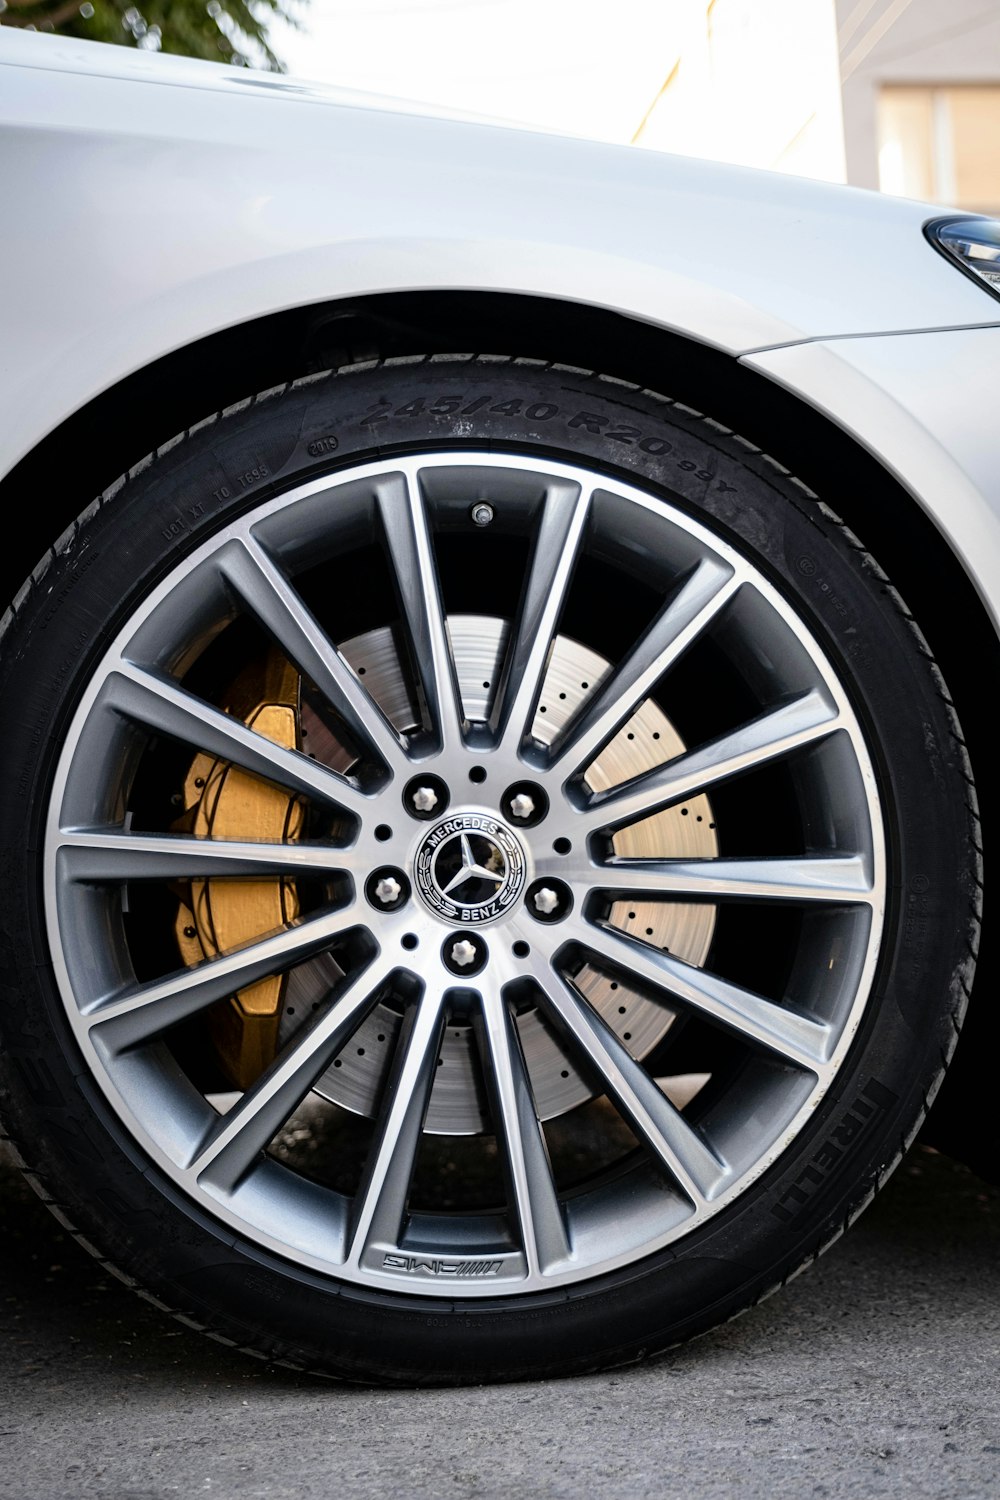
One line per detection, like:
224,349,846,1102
0,356,979,1383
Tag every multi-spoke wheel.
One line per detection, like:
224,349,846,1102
0,359,978,1382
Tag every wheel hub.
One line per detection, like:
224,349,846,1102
296,619,719,1133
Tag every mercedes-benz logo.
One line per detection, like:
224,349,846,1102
437,831,507,902
414,813,527,925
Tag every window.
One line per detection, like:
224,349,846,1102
878,85,1000,215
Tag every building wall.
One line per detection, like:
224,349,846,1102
836,0,1000,211
632,0,1000,211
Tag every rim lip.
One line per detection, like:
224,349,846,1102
42,450,887,1298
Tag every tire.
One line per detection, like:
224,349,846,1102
0,356,980,1384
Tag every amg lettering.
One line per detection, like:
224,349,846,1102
382,1254,504,1276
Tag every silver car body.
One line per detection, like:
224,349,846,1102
2,29,1000,635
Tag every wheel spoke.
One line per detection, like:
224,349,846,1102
545,853,874,906
563,916,830,1070
87,905,364,1052
477,975,569,1273
105,663,370,820
576,689,841,836
492,484,592,752
516,947,728,1205
57,829,362,882
345,990,447,1267
375,473,465,756
192,953,393,1195
216,536,410,778
549,559,739,776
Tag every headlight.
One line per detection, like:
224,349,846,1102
927,217,1000,303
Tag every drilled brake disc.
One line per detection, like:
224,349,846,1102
267,616,718,1134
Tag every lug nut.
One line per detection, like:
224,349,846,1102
404,774,450,820
501,781,548,828
525,877,571,923
365,867,410,912
470,503,494,527
374,875,402,907
441,930,488,976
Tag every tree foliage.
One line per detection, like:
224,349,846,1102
0,0,302,71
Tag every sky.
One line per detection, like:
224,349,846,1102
266,0,679,142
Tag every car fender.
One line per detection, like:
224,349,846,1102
1,30,998,485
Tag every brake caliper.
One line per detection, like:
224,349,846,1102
174,653,304,1090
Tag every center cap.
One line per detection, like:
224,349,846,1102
414,812,527,925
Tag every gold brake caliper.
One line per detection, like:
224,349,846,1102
174,652,304,1090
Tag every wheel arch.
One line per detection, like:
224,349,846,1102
1,287,994,1154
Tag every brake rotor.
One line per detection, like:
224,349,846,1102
293,617,717,1132
175,617,717,1131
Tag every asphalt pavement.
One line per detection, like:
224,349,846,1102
1,1142,999,1500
